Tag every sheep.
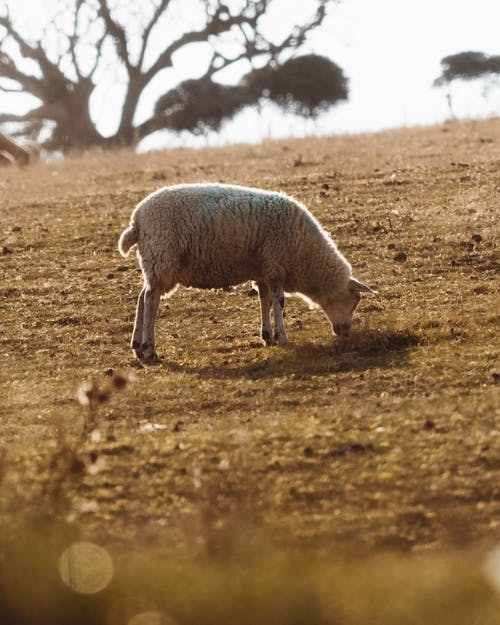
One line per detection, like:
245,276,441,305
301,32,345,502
118,183,375,360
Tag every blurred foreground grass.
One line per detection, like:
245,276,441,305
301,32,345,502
2,519,500,625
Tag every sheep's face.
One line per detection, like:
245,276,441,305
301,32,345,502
322,278,375,337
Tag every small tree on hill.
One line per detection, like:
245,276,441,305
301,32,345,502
434,51,500,85
0,0,347,152
434,51,500,115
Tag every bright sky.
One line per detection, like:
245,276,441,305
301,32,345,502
2,0,500,150
318,0,500,133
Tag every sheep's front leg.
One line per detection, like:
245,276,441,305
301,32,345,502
257,282,276,346
271,283,288,345
131,287,146,358
140,286,161,361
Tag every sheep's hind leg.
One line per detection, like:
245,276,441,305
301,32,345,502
131,287,146,358
271,283,288,345
140,285,161,361
257,282,276,346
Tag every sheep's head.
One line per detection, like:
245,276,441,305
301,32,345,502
322,278,376,337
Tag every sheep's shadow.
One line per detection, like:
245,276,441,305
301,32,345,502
161,328,424,380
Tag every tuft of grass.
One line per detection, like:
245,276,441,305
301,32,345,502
333,327,424,354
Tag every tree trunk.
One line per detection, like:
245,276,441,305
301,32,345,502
112,74,148,146
45,79,106,151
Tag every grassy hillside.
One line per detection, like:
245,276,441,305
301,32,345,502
0,119,499,623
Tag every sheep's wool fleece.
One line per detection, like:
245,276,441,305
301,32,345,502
122,183,352,296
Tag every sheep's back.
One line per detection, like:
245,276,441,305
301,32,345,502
136,184,308,289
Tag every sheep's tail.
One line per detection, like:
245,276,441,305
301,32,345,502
118,222,139,257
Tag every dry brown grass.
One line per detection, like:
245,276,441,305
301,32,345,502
0,119,499,622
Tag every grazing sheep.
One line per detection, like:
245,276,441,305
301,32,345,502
118,183,375,360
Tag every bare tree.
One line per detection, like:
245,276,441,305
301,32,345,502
0,0,341,151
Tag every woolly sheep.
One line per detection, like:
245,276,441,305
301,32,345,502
118,183,375,360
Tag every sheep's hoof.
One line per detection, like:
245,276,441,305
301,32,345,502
261,330,277,346
132,340,143,359
139,342,159,362
275,332,289,346
143,355,161,364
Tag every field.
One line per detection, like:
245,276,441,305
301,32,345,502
1,119,499,623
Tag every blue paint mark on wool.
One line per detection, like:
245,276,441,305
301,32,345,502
202,186,221,213
248,191,266,211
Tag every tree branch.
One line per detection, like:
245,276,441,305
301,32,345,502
135,110,170,140
96,0,133,71
0,83,24,93
0,13,72,90
137,0,172,70
202,49,252,80
200,1,329,80
0,51,44,97
59,0,105,81
67,0,86,81
87,30,107,79
262,0,328,60
143,2,270,83
0,107,46,123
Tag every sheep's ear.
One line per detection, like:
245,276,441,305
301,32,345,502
349,277,377,294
